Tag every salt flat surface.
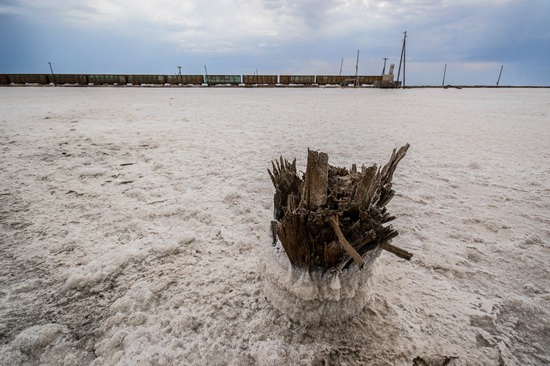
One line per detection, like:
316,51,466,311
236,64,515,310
1,87,549,365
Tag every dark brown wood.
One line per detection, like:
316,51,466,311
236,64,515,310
300,149,328,210
268,157,301,220
329,216,364,266
271,220,278,245
268,145,412,272
353,164,380,208
380,242,413,261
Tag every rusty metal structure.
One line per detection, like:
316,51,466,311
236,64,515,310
0,73,398,87
242,75,278,85
279,75,316,85
205,75,241,85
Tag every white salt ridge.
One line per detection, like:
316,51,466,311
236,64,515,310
1,87,549,365
263,242,382,325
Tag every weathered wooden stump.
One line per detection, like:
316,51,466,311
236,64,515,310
264,145,411,325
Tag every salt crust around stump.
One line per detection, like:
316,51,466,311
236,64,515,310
263,243,383,326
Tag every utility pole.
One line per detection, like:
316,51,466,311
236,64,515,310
402,31,407,88
354,50,360,88
442,63,447,87
396,31,407,88
496,65,503,87
382,57,388,75
339,58,344,76
48,62,56,87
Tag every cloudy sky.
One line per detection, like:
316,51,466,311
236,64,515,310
1,0,549,85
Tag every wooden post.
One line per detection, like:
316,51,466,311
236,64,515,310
300,149,328,210
269,145,412,273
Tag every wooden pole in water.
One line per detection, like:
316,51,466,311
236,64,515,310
442,63,447,87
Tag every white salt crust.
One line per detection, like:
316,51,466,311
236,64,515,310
1,87,549,365
263,243,383,325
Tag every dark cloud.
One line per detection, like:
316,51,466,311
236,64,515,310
1,0,549,85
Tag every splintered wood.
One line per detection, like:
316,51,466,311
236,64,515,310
268,144,412,272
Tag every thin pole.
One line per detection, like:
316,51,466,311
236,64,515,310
402,31,407,88
442,63,447,87
496,65,503,86
354,50,359,88
48,62,56,86
396,34,405,85
382,57,388,75
339,58,343,76
204,65,208,86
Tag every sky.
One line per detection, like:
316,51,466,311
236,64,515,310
1,0,549,86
